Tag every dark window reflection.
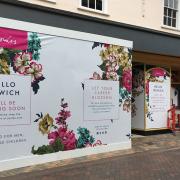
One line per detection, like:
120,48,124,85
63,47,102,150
89,0,95,9
82,0,88,7
96,0,102,10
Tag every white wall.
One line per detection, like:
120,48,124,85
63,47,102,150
19,0,180,36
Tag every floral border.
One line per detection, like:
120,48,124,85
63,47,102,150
0,32,45,94
32,98,103,155
90,42,132,112
132,67,144,118
145,68,170,121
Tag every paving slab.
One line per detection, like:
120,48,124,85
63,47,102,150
0,132,180,180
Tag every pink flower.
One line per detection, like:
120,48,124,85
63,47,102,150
93,140,102,147
122,69,132,92
14,52,32,74
55,100,71,127
55,110,71,126
85,143,93,147
48,127,77,150
111,62,119,71
104,43,110,48
151,68,165,77
48,131,59,144
59,110,71,119
25,62,43,82
106,71,118,80
108,55,116,63
106,65,114,72
90,72,101,80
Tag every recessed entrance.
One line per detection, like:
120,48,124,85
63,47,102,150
132,51,180,135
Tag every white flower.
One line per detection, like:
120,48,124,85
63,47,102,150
0,47,4,54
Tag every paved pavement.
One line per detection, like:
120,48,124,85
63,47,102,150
1,132,180,180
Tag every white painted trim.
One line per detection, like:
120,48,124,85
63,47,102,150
161,25,180,32
0,17,133,48
77,7,109,16
38,0,56,3
0,142,131,172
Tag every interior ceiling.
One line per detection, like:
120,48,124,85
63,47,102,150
133,51,180,71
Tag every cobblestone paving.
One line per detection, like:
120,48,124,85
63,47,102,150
1,132,180,180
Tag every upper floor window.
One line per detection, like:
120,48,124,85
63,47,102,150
164,0,178,28
81,0,103,11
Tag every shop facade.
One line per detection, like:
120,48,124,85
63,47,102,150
0,0,180,171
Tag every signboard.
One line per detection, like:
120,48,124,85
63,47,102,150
83,80,119,121
146,80,170,129
0,75,31,126
0,25,132,171
149,82,169,113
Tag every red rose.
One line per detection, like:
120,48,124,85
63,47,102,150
122,69,132,92
152,68,165,77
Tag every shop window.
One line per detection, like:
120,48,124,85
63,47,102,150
81,0,104,12
163,0,178,28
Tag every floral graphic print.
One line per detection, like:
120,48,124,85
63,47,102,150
145,68,170,121
32,98,103,155
132,67,144,117
0,32,45,94
91,42,132,112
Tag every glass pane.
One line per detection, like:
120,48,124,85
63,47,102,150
174,0,178,9
172,18,176,27
164,7,168,15
89,0,95,9
82,0,88,7
164,0,168,6
168,17,172,26
168,9,172,17
96,0,102,10
172,10,177,18
169,0,173,8
164,16,168,25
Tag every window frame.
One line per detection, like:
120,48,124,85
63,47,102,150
79,0,108,14
163,0,179,28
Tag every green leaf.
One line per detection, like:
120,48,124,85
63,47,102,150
98,61,107,71
102,72,107,80
52,138,64,152
31,138,64,155
116,67,122,76
31,145,54,155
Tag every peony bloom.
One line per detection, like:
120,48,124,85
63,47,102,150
151,68,166,77
111,61,119,71
39,113,53,135
25,62,43,82
14,52,32,74
48,127,76,150
106,71,118,81
106,65,114,72
122,69,132,92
